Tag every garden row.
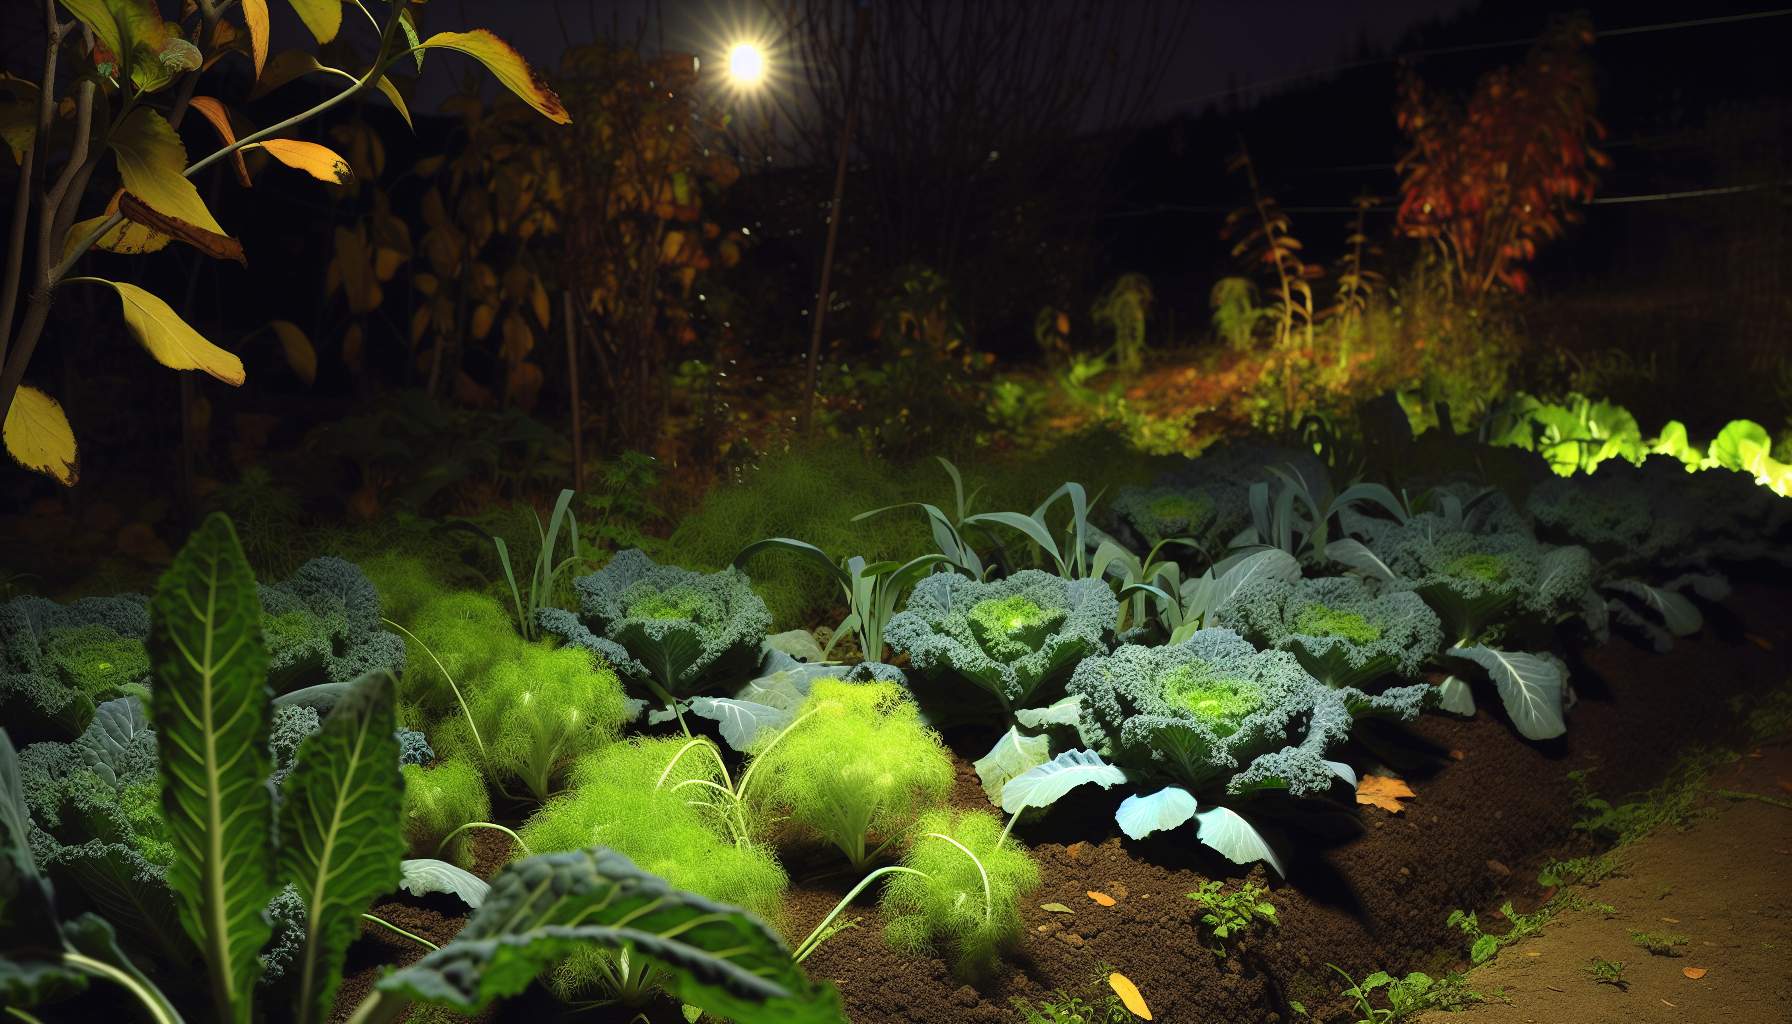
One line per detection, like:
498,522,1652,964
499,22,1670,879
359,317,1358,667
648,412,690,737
2,433,1787,1023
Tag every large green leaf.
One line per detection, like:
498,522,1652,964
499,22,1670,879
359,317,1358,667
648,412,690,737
149,512,276,1024
372,848,845,1024
277,671,404,1024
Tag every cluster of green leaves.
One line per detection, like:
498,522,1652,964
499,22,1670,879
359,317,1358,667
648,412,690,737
1630,930,1688,957
401,758,492,869
1011,990,1134,1024
1186,880,1279,954
1326,965,1492,1023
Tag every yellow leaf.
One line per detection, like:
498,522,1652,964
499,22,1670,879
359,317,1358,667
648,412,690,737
1108,973,1152,1020
240,0,269,78
110,108,229,236
91,278,245,385
1087,891,1116,907
0,75,38,164
252,139,353,185
268,320,315,385
66,190,168,258
1682,967,1707,980
373,247,405,282
375,76,413,130
409,305,431,348
3,385,79,485
500,313,533,363
58,0,167,85
471,304,495,340
419,30,571,124
531,277,550,328
286,0,342,44
1357,775,1416,814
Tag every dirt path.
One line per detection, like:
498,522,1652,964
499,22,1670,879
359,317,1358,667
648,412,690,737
1415,743,1792,1024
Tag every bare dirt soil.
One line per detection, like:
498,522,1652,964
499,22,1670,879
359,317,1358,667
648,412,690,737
1412,744,1792,1024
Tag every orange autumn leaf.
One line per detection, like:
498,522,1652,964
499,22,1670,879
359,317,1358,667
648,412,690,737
1107,972,1152,1020
1682,967,1707,980
1357,775,1416,813
1087,890,1116,907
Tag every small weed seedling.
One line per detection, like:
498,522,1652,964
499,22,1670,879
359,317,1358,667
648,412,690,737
1187,880,1279,955
1630,930,1689,957
1327,965,1492,1023
1009,990,1132,1024
1584,958,1627,989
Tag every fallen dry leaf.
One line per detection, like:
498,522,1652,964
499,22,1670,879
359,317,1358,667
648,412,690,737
1745,632,1773,650
1449,749,1466,761
1041,903,1074,914
1357,775,1416,813
1660,999,1677,1007
1108,972,1152,1020
1087,890,1117,907
1682,967,1707,980
1661,917,1680,924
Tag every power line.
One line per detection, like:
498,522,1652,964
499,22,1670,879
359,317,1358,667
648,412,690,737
1106,180,1787,218
1169,7,1792,112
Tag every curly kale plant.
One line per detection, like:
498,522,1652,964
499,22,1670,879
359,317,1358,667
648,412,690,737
1106,484,1242,554
1,594,150,743
542,549,772,729
1216,574,1443,690
1342,513,1594,645
885,570,1116,717
1342,512,1594,740
259,556,407,696
1063,630,1418,872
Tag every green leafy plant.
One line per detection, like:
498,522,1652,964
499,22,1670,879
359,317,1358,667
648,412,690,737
1630,930,1688,957
1447,901,1557,964
400,758,492,869
454,641,630,802
1,0,571,485
258,556,407,697
878,808,1040,978
446,489,583,641
518,737,790,1005
540,549,772,732
1215,574,1442,690
1011,989,1133,1024
735,539,949,663
1224,144,1322,418
964,481,1103,579
1064,628,1424,872
1186,879,1278,955
1209,277,1269,351
748,679,953,870
884,569,1115,719
1,594,150,743
1091,273,1153,374
1327,965,1489,1022
1583,957,1626,988
853,455,989,579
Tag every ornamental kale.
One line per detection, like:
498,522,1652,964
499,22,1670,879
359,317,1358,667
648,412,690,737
884,570,1116,717
259,557,407,696
1216,574,1443,691
1341,513,1595,645
0,595,150,743
1341,513,1593,740
1063,629,1419,871
543,549,772,727
1106,484,1242,554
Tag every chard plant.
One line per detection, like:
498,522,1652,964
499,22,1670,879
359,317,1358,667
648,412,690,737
853,455,990,578
1,0,570,485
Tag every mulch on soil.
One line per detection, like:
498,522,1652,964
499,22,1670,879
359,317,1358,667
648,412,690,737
330,585,1792,1024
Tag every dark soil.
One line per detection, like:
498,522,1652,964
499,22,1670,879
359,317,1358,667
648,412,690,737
328,585,1792,1024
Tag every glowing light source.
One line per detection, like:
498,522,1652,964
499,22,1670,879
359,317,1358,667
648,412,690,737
726,42,766,88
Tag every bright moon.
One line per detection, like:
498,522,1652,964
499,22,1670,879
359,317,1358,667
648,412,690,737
727,42,766,87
